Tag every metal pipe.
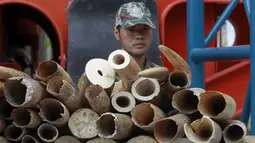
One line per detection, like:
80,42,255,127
250,0,255,135
244,0,251,24
191,45,250,62
205,0,239,46
187,0,205,88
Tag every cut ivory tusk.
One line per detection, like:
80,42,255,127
35,60,74,85
85,58,116,89
138,67,169,82
111,91,136,113
172,88,205,114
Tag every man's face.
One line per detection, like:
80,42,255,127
115,24,153,57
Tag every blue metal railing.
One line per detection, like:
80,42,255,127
187,0,254,134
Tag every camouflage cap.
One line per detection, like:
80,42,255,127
115,2,156,29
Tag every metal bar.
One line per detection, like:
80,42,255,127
191,45,250,62
205,0,239,47
187,0,205,88
250,0,255,135
241,81,251,125
243,0,250,24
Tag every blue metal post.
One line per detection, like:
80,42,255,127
241,81,251,125
243,0,250,24
187,0,205,88
250,0,255,135
205,0,239,47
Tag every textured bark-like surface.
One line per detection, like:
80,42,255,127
35,61,74,85
4,77,49,108
131,103,166,132
38,98,70,127
172,88,205,114
11,108,41,128
85,84,111,115
154,113,191,142
47,76,86,113
96,112,134,140
184,116,222,143
198,91,236,120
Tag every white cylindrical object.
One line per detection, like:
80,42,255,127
108,49,141,80
111,91,136,113
85,58,116,89
131,77,160,102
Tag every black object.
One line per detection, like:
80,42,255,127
67,0,162,85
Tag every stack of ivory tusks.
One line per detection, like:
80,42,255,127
0,45,249,143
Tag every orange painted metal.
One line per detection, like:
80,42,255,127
157,0,250,117
0,0,69,68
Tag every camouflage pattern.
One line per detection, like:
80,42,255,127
115,2,156,29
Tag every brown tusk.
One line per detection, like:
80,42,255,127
111,91,136,113
46,76,87,113
35,61,74,85
68,108,99,139
96,112,134,140
127,135,157,143
0,66,30,97
131,103,166,132
37,123,59,143
0,98,14,120
4,124,28,142
167,70,191,93
55,135,81,143
21,135,40,143
198,91,236,120
86,137,117,143
11,107,41,128
4,77,49,108
158,45,192,83
184,116,222,143
138,66,170,82
84,84,111,115
0,136,10,143
220,120,247,143
154,113,191,142
38,98,70,127
85,58,116,89
172,88,205,114
131,77,162,105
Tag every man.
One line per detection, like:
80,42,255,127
77,1,157,89
113,1,158,70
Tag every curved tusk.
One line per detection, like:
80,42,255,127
158,45,192,83
138,67,169,82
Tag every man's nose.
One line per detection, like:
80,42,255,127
135,35,144,40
